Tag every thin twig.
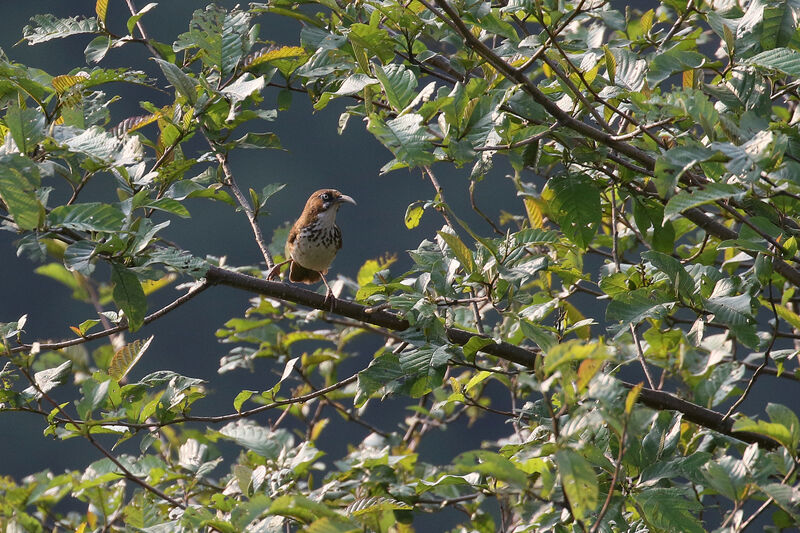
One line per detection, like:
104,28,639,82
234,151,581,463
11,281,209,355
723,283,780,420
123,0,163,59
206,140,275,269
629,324,656,389
590,417,627,533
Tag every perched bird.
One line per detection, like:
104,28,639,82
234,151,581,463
268,189,356,301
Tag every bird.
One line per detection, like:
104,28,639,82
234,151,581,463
268,189,356,302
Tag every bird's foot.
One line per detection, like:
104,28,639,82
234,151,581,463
323,290,336,311
266,259,289,281
320,275,336,311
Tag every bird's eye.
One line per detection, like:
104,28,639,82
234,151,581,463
321,193,331,201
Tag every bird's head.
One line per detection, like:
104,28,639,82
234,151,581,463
303,189,356,223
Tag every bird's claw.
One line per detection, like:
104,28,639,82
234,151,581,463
323,288,336,312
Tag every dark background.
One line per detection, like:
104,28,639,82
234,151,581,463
0,1,789,530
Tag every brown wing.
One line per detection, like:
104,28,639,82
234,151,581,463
285,223,299,259
289,261,322,284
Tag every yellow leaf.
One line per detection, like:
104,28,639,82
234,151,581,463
603,45,616,85
404,202,424,229
683,69,694,88
437,230,475,274
244,46,307,70
357,254,397,286
310,418,329,441
583,62,600,85
96,0,108,24
141,274,176,296
114,111,164,136
577,358,603,390
109,336,154,382
52,74,89,93
640,9,655,33
625,382,644,414
524,197,543,229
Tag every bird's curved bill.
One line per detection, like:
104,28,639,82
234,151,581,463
337,194,356,206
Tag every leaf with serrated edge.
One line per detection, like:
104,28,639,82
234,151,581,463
109,336,154,382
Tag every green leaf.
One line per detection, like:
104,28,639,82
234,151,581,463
355,353,405,407
462,336,494,359
231,132,282,150
732,415,794,450
75,377,110,419
21,361,72,400
606,289,674,337
633,488,704,533
759,482,800,522
0,315,27,339
22,14,100,44
346,496,411,516
642,251,696,299
653,144,715,198
233,390,255,412
543,340,608,375
647,49,706,85
544,174,601,249
304,517,360,533
0,154,42,231
111,263,147,332
85,35,111,63
748,48,800,77
127,2,158,34
663,183,744,217
514,228,560,245
437,230,475,274
399,345,450,397
64,126,143,167
519,320,557,352
348,23,395,64
765,403,800,451
454,450,528,488
143,198,191,218
761,4,799,49
144,248,209,277
703,293,754,327
373,63,417,111
367,113,435,170
109,336,154,382
174,5,252,75
554,449,598,521
48,203,125,232
5,105,45,154
152,58,198,104
218,421,290,459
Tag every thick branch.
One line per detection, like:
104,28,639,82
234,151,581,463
204,266,779,449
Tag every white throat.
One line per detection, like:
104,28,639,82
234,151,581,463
315,207,339,227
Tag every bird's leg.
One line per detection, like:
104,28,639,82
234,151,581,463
266,259,290,280
320,273,336,311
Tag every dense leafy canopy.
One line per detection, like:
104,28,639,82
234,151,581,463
2,0,800,531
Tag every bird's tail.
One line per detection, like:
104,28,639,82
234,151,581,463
289,262,322,284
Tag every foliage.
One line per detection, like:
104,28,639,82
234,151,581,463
1,0,800,531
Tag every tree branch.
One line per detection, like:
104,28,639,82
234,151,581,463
204,265,779,449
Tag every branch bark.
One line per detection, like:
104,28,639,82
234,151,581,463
204,266,779,449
